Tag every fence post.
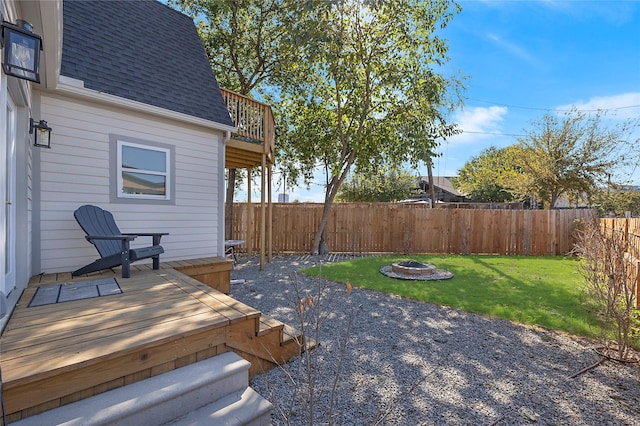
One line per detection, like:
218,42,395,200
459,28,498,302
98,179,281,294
624,218,629,246
636,261,640,309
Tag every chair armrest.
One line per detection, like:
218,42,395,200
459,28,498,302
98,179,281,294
85,235,136,241
122,232,168,245
122,233,169,237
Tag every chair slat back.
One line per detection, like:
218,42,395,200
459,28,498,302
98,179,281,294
74,205,124,258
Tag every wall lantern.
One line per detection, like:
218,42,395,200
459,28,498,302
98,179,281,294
30,118,52,148
1,15,43,83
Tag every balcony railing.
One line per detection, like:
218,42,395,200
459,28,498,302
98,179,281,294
220,88,275,167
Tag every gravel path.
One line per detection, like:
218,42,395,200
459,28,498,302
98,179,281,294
230,254,640,426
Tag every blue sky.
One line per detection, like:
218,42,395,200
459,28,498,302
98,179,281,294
237,0,640,202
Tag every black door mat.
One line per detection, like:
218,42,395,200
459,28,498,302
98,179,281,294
29,278,122,307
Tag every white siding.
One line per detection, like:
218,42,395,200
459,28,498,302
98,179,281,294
38,93,224,273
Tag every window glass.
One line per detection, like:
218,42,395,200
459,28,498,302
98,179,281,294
122,145,167,172
121,172,166,196
117,141,170,199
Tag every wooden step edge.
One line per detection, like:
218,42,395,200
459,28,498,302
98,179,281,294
282,324,317,353
281,324,300,345
257,314,285,337
303,337,318,352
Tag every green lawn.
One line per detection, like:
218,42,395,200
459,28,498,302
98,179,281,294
302,255,602,339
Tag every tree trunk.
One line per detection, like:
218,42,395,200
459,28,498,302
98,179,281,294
427,161,436,208
310,150,357,255
311,173,346,255
311,195,334,255
225,168,236,239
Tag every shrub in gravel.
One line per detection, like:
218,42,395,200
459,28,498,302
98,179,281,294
259,270,416,425
573,217,640,361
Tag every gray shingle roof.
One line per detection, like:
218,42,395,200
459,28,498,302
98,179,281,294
61,0,233,126
418,176,464,197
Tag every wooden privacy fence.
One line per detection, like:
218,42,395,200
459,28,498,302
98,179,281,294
600,218,640,259
232,203,595,256
600,218,640,306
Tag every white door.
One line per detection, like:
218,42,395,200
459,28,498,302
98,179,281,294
1,89,17,297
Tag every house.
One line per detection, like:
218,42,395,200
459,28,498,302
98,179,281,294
417,176,467,203
1,0,236,328
1,0,287,423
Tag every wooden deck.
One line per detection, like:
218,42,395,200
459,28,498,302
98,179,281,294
0,260,303,422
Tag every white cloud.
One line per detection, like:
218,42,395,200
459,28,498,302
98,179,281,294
447,105,509,146
556,92,640,120
486,33,540,68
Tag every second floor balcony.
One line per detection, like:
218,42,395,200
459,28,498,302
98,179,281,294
220,88,275,169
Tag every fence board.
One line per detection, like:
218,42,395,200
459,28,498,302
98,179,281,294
232,203,595,256
600,218,640,307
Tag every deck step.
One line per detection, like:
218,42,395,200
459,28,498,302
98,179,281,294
12,352,271,426
257,316,315,354
282,323,300,345
258,314,285,337
283,323,317,352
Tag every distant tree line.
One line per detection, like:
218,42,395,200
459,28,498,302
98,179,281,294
336,169,418,202
453,109,639,212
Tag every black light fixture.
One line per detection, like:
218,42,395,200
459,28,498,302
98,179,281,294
30,118,52,148
1,14,43,83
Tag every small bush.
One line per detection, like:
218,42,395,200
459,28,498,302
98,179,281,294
573,217,640,360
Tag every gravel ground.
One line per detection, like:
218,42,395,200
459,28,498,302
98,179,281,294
230,254,640,426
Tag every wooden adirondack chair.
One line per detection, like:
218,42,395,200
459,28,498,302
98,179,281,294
73,205,168,278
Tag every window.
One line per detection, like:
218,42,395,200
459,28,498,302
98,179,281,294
110,135,175,204
117,141,170,199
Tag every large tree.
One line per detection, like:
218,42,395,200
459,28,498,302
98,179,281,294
170,0,306,238
454,146,519,202
455,109,639,209
277,0,463,254
514,109,639,209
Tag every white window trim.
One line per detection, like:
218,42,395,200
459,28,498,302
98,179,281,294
117,140,171,200
110,134,176,205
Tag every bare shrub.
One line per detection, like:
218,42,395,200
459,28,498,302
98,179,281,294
258,264,425,425
573,217,640,361
255,266,357,425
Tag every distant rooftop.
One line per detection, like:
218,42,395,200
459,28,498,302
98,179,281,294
418,176,464,197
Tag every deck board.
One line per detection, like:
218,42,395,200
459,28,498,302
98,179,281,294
0,268,256,390
162,269,260,324
1,302,213,354
5,310,228,383
8,282,186,323
0,259,299,421
6,326,230,416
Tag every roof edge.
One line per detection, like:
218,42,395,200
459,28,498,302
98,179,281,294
55,80,237,133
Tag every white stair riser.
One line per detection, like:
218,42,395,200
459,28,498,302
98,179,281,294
12,352,270,426
164,387,273,426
